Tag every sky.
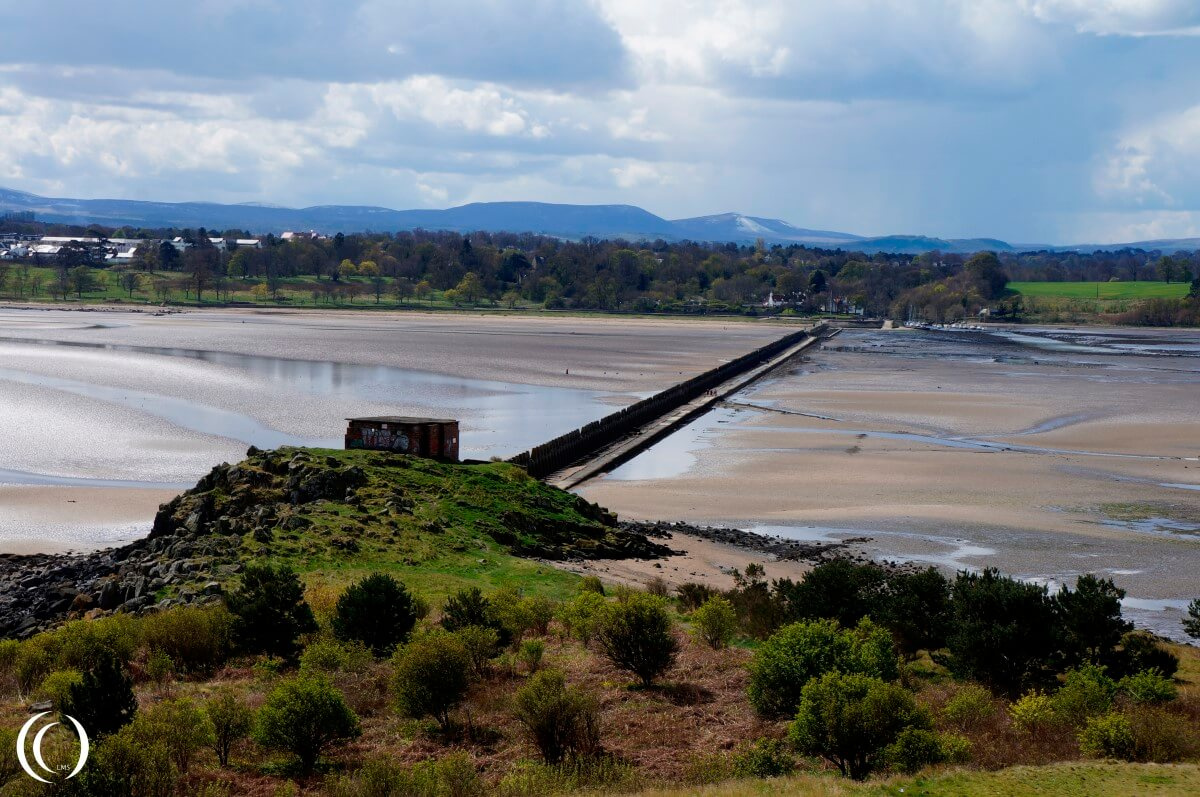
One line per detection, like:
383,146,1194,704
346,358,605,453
0,1,1199,244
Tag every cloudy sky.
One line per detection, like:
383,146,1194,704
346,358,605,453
1,1,1199,243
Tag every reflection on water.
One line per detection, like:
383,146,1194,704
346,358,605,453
606,406,752,480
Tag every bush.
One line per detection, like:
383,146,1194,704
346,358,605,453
748,618,899,719
675,582,716,612
512,669,601,764
878,567,953,657
329,753,482,797
457,625,502,679
497,756,638,796
145,648,174,684
579,576,605,596
1119,669,1177,703
1078,712,1135,760
1125,705,1200,762
226,563,318,659
946,568,1061,697
206,688,253,767
300,638,372,674
60,649,138,738
1053,574,1131,668
558,592,606,647
1185,598,1200,639
141,604,234,673
731,738,795,778
392,629,472,729
519,640,545,673
254,674,361,773
595,592,678,687
938,732,972,764
1113,631,1179,679
1008,691,1058,734
886,727,944,774
1050,664,1117,726
74,724,176,797
490,590,556,644
128,696,215,774
941,684,996,731
53,613,141,671
34,669,82,707
691,595,737,649
332,573,420,656
783,560,889,629
788,672,930,780
441,587,510,646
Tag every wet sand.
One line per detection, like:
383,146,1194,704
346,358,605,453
580,327,1200,640
0,307,792,551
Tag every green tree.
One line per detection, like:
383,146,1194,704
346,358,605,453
254,674,361,774
789,672,930,780
1184,598,1200,639
512,669,600,764
440,586,509,646
748,618,899,719
69,265,97,297
60,650,137,738
117,269,144,298
964,251,1010,298
206,688,254,767
128,697,214,774
456,271,485,304
225,563,318,659
391,630,472,729
691,595,737,649
333,573,419,656
595,592,678,687
1054,574,1131,668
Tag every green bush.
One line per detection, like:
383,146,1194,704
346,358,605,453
1053,574,1131,668
140,604,234,673
595,592,678,687
490,589,556,644
206,688,254,767
441,587,510,647
128,696,215,774
557,592,607,646
145,649,174,684
579,576,605,596
886,727,944,774
938,732,972,764
730,738,796,778
300,638,372,674
392,629,472,729
1078,712,1135,760
226,563,318,659
1125,705,1200,762
254,674,361,773
74,723,176,797
1050,664,1117,726
519,639,545,673
747,618,899,719
940,683,996,731
691,595,737,649
1113,631,1179,679
675,582,716,612
497,756,638,797
788,671,930,780
1008,691,1058,735
1119,669,1177,703
53,613,142,671
329,753,482,797
456,624,502,679
60,649,138,738
512,669,601,764
332,573,419,656
1185,598,1200,639
34,669,82,707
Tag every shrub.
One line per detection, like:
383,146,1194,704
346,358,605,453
675,582,716,612
946,568,1061,697
783,560,889,629
329,753,482,797
519,639,545,673
145,649,174,684
512,669,601,764
878,567,953,657
14,635,56,695
1078,712,1135,760
300,638,372,674
747,618,899,719
74,724,176,797
254,674,361,773
53,613,141,671
1113,631,1179,679
644,576,670,598
522,596,557,637
579,576,605,596
497,756,638,796
206,688,254,767
457,625,502,679
595,592,678,687
788,672,930,780
938,732,972,764
1119,669,1177,703
60,649,138,738
886,727,944,774
441,587,509,646
129,696,215,774
34,669,82,707
141,604,234,673
1185,598,1200,639
332,573,419,656
730,738,796,778
941,684,996,731
1053,574,1132,668
226,563,318,659
392,629,472,729
1050,664,1117,726
1125,705,1200,762
691,595,737,649
1008,691,1058,734
558,592,606,646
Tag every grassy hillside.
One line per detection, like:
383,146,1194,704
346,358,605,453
1009,281,1190,300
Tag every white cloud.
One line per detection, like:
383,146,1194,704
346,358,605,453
1097,104,1200,205
1019,0,1200,36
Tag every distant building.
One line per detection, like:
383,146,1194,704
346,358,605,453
344,417,460,461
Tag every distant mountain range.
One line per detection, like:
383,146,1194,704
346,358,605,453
2,186,1197,255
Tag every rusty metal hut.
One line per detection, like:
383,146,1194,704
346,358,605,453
344,417,460,461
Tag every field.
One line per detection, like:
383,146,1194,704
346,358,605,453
1009,281,1191,300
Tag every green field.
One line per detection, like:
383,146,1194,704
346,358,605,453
1009,281,1190,300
